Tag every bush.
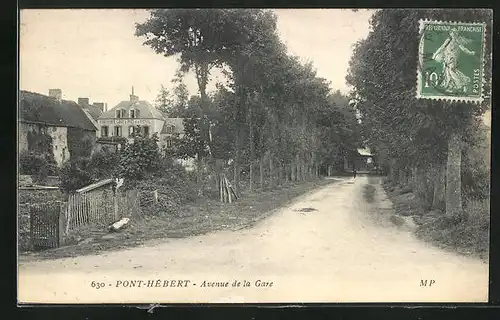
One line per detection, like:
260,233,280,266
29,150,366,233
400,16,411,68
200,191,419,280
19,151,58,184
126,157,199,216
117,133,161,181
59,158,94,193
88,149,119,179
416,198,489,257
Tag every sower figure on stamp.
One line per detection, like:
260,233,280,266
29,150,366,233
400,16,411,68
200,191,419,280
432,29,476,93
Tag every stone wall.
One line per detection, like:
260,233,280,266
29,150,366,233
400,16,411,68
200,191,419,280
48,126,70,167
19,122,70,167
18,188,63,252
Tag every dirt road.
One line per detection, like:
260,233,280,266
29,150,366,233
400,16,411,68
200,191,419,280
18,176,488,303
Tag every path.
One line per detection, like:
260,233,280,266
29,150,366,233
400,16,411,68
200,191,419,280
18,176,488,303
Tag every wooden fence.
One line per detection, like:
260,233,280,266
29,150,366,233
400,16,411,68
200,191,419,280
66,188,141,232
22,183,148,251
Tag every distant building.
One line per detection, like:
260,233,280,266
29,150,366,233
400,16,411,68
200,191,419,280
19,89,99,166
159,117,195,171
344,148,374,173
159,117,185,150
96,87,165,143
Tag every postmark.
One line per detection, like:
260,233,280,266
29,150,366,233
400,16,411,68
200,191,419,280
417,20,486,103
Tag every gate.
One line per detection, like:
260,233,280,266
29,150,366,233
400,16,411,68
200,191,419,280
29,201,61,250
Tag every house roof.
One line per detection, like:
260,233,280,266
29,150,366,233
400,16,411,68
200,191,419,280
81,104,103,121
98,100,164,120
357,148,372,156
161,118,185,134
19,90,98,131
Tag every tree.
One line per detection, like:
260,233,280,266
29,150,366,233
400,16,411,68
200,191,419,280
155,85,174,117
59,158,94,193
347,9,492,217
136,9,262,158
116,132,161,181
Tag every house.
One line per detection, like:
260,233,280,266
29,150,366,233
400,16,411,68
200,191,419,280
96,88,165,142
159,117,185,150
159,117,196,171
77,97,105,121
343,148,375,173
19,89,99,166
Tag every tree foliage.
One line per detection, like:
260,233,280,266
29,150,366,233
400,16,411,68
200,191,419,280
116,133,162,181
347,9,492,214
138,8,364,194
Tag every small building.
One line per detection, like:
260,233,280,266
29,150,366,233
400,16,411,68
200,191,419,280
344,148,375,173
96,87,165,141
159,117,185,150
160,117,196,171
19,89,99,166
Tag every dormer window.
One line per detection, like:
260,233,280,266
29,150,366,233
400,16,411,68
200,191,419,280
116,109,126,118
166,125,174,134
130,109,135,118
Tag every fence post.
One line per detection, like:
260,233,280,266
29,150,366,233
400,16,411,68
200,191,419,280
113,191,119,221
58,201,68,247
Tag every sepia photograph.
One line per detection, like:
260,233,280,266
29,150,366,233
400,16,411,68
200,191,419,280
17,8,492,304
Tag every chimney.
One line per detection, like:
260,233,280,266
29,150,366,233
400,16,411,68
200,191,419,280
93,102,105,111
130,86,139,102
49,89,62,101
78,97,90,106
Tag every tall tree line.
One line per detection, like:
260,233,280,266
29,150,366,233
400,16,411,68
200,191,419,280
346,9,492,217
136,9,362,197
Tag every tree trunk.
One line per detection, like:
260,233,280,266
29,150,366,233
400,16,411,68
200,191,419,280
296,154,301,181
446,131,462,216
432,163,446,211
249,103,254,191
291,159,296,181
278,162,284,186
398,167,405,186
300,156,307,181
269,155,274,189
233,130,240,195
259,155,264,190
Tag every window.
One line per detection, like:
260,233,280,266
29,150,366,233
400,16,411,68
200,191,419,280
101,126,109,137
166,125,174,134
129,126,135,136
166,139,173,148
122,110,127,118
114,126,122,137
130,109,136,118
116,110,121,118
136,109,140,118
143,126,149,137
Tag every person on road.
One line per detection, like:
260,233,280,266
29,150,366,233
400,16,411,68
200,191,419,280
353,168,357,179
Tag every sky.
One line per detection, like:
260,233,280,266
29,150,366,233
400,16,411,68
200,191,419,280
19,9,374,109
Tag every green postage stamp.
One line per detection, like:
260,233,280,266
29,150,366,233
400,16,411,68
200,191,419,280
417,20,486,102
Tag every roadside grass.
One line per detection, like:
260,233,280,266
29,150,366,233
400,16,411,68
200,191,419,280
19,178,336,261
382,179,489,261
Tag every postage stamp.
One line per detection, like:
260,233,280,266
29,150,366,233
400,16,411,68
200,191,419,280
417,20,486,102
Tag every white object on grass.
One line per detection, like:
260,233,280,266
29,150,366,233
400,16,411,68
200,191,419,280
109,217,130,231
